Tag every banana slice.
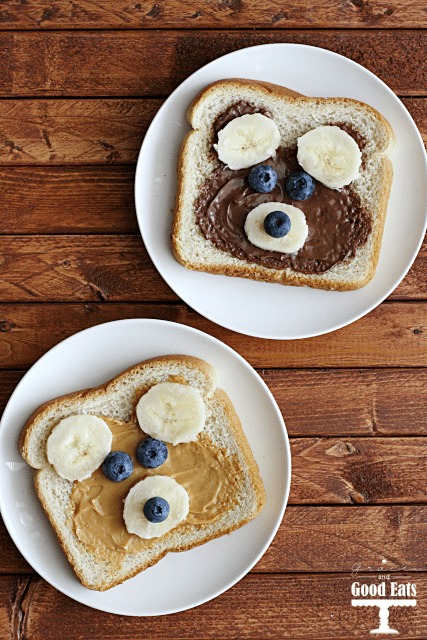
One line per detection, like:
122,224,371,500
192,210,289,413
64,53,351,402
214,113,281,170
123,476,189,539
245,202,308,254
136,382,206,445
297,125,362,190
46,415,112,482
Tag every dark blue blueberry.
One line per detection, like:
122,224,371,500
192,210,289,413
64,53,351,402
137,438,168,468
143,497,170,523
264,211,291,238
102,451,133,482
248,165,278,193
285,170,315,201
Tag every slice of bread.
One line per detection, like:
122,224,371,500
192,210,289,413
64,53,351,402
20,355,265,591
172,79,394,290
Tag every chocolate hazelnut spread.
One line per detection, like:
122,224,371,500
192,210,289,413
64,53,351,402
71,417,241,560
198,104,371,274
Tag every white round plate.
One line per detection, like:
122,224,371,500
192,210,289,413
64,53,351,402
135,43,427,340
0,319,290,616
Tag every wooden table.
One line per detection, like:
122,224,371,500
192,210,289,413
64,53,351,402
1,2,426,638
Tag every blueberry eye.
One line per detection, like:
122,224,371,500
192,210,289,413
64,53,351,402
285,170,315,201
137,438,168,468
102,451,133,482
248,165,278,193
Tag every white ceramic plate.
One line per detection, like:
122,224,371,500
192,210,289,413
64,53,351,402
0,319,290,616
135,43,427,339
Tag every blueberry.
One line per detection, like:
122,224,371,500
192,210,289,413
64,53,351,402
137,438,168,468
102,451,133,482
285,170,315,200
248,165,278,193
143,497,170,523
264,211,291,238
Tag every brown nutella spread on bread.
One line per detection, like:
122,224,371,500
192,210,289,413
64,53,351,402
72,417,241,558
196,103,371,274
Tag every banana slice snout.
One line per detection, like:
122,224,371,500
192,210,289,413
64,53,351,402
136,382,206,445
297,125,362,190
245,202,308,254
46,415,112,482
214,113,281,170
123,476,189,539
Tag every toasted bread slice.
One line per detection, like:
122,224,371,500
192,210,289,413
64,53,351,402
172,79,394,291
20,355,265,591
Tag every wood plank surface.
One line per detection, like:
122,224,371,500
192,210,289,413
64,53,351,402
0,99,164,165
0,167,137,234
290,437,427,504
0,302,426,369
0,236,425,302
0,97,425,165
1,505,427,574
1,369,427,437
0,31,426,97
0,236,175,302
0,0,425,30
263,369,427,436
1,573,426,639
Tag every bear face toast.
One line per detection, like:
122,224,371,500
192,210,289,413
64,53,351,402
172,79,394,291
20,355,265,591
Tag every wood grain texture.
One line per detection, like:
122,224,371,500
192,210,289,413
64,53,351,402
1,573,426,639
262,369,427,436
0,302,426,369
0,0,424,29
0,167,137,233
0,519,32,574
263,506,427,572
0,97,425,165
0,370,24,415
1,369,426,437
0,31,426,97
0,99,163,165
290,437,427,504
0,236,425,302
1,506,427,574
0,236,175,302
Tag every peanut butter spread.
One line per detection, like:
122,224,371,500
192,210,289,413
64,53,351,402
71,417,242,556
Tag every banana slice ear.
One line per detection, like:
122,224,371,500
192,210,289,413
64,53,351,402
135,382,206,445
214,113,281,170
46,415,112,482
297,125,362,190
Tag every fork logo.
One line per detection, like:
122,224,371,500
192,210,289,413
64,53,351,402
351,581,417,634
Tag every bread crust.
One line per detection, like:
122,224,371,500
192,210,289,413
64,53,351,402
21,355,265,591
172,78,395,291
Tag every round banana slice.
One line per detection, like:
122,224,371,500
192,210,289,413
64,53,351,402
297,125,362,190
123,476,189,539
136,382,206,445
46,415,112,482
244,202,308,254
214,113,281,170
